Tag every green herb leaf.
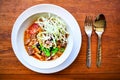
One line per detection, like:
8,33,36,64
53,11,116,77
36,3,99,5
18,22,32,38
44,48,50,57
40,44,44,51
52,47,59,56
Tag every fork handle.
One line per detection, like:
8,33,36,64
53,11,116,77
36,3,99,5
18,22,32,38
97,35,102,67
86,36,91,68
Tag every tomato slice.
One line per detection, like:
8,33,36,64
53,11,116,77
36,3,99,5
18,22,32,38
28,23,39,34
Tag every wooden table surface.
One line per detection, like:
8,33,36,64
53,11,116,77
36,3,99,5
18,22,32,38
0,0,120,80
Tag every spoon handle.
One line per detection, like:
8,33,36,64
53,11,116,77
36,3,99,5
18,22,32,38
97,35,102,67
86,36,91,68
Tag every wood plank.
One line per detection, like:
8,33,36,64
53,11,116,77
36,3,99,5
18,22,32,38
0,74,120,80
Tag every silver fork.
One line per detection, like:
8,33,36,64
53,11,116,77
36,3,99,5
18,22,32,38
84,16,93,68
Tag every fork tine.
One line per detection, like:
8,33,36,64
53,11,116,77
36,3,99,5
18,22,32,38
88,16,92,26
89,16,93,26
85,16,93,26
88,16,90,26
86,16,92,26
85,16,88,26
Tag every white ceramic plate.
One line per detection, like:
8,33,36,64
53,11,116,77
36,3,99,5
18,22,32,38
14,12,74,69
11,4,82,74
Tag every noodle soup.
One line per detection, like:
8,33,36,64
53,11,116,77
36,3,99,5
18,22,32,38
24,13,69,61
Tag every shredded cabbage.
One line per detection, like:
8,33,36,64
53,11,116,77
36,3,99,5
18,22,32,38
36,13,69,48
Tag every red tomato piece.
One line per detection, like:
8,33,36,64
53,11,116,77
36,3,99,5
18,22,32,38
28,23,39,34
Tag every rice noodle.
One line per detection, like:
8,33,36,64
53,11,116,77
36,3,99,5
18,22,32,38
35,13,69,48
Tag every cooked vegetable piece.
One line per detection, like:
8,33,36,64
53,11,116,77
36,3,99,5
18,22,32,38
32,45,36,48
52,47,59,56
34,47,41,54
59,48,65,52
25,38,30,45
34,52,44,61
28,23,39,34
40,44,44,51
38,44,51,57
43,48,50,57
27,47,34,55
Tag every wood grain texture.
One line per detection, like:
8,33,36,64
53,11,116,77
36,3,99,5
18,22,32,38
0,0,120,79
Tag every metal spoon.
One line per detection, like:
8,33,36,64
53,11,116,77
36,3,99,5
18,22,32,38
93,14,106,67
